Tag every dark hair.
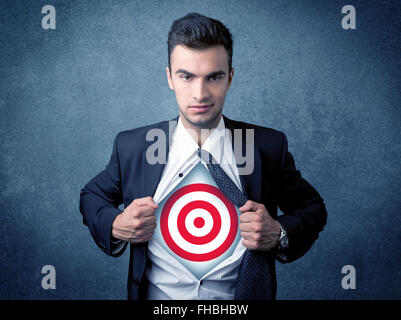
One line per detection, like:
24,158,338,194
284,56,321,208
167,13,233,72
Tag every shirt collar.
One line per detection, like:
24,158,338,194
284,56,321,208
171,116,227,163
201,116,226,164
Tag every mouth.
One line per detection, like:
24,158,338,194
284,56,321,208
188,104,214,113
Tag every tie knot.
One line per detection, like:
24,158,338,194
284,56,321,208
197,148,212,164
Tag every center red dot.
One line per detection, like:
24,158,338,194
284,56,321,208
193,217,205,228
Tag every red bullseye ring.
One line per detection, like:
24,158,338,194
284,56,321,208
194,217,205,228
160,183,238,262
177,200,221,245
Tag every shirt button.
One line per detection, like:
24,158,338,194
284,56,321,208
178,173,183,178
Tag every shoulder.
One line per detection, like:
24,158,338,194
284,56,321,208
223,116,286,149
113,118,175,153
118,120,168,138
117,118,174,142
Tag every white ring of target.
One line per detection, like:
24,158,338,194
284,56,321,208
185,208,213,237
167,191,231,254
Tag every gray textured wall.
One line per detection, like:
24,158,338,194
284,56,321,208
1,0,400,299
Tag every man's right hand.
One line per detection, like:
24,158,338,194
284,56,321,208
111,196,158,243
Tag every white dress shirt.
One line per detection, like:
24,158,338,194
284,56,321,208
146,116,246,300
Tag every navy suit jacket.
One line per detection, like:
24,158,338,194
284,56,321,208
79,115,327,299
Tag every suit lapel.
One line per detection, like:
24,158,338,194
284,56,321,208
141,117,178,198
223,115,262,202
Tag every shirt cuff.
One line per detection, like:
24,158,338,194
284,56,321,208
275,223,289,262
110,236,126,255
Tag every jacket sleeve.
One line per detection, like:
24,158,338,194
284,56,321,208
79,133,128,257
275,132,328,263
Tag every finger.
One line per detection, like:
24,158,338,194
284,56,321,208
239,222,261,232
131,205,158,218
141,215,157,227
129,216,156,233
240,230,252,239
139,206,158,217
143,228,155,239
127,229,155,243
239,212,263,223
131,196,158,209
239,212,251,223
239,200,259,213
242,238,256,250
241,229,263,239
114,229,135,240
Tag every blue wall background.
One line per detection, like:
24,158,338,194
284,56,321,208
1,0,400,299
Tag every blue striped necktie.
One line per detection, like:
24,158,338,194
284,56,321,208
198,148,273,300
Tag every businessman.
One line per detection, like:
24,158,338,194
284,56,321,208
79,12,327,300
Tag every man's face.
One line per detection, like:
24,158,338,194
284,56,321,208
167,45,234,130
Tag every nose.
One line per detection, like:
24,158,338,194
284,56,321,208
193,79,211,102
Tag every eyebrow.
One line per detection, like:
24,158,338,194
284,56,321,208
175,69,226,78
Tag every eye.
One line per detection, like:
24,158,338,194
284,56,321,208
180,74,192,81
209,75,223,81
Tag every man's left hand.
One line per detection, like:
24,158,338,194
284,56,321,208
239,200,281,251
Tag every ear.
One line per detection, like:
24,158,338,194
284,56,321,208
166,66,174,90
227,68,234,91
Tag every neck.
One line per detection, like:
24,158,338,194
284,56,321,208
179,114,222,147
